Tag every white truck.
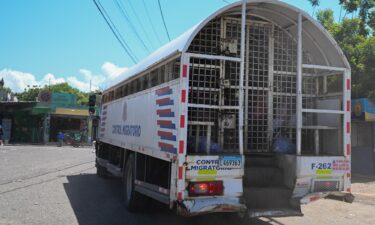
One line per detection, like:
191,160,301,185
95,0,352,217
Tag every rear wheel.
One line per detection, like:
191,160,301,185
122,154,149,212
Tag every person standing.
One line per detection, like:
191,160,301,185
57,131,64,147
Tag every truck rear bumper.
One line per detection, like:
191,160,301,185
299,191,354,204
177,196,246,216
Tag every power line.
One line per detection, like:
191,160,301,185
113,0,151,53
126,0,157,48
141,0,163,45
157,0,171,41
222,0,232,4
93,0,138,63
94,0,138,63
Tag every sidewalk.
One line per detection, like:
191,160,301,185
1,142,94,148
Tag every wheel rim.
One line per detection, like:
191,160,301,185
126,164,133,201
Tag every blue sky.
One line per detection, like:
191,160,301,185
0,0,341,92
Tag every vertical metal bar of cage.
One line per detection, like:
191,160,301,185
296,13,303,156
267,24,275,148
175,53,190,202
344,69,351,157
219,17,225,150
343,69,351,192
244,25,250,152
239,0,246,155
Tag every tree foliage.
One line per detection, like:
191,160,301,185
308,0,320,16
16,83,89,105
315,0,375,101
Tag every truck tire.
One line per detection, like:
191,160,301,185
122,154,149,212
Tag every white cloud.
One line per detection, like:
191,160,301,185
101,62,128,80
0,69,65,93
0,62,128,93
67,69,107,92
40,73,66,86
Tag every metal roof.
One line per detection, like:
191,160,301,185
105,0,350,91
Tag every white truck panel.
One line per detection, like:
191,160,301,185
99,80,180,161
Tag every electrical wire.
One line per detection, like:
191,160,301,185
93,0,138,63
222,0,231,4
141,0,163,45
157,0,171,41
126,0,157,48
114,0,151,53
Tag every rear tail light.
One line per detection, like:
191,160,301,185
323,181,338,189
188,181,223,197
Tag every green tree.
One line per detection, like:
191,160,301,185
16,83,90,105
15,87,42,102
369,10,375,31
315,5,375,102
0,86,12,95
316,9,336,30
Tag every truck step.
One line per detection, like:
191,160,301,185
244,167,284,187
245,156,276,167
244,187,293,209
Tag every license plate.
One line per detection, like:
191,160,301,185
218,156,242,169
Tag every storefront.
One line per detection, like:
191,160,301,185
0,102,39,143
39,92,93,144
351,98,375,175
0,92,95,145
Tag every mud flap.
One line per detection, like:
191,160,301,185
177,197,246,216
248,208,303,218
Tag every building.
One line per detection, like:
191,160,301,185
351,98,375,175
0,91,97,145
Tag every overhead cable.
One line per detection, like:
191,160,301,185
141,0,163,45
93,0,138,63
114,0,151,53
126,0,157,48
157,0,171,41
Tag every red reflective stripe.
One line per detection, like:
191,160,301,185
156,97,172,104
179,140,184,154
158,142,174,149
347,79,351,90
182,65,187,78
181,89,186,103
347,143,351,155
157,131,174,137
347,122,351,133
157,109,172,114
180,115,185,128
347,188,351,193
346,100,351,112
178,167,183,179
178,192,182,201
157,120,172,125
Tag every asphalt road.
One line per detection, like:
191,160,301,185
0,145,374,225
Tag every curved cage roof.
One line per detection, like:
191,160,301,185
106,0,350,91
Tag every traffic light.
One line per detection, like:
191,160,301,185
89,94,96,114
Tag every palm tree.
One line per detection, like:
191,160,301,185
308,0,320,17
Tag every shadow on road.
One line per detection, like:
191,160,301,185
63,174,276,225
352,174,375,184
